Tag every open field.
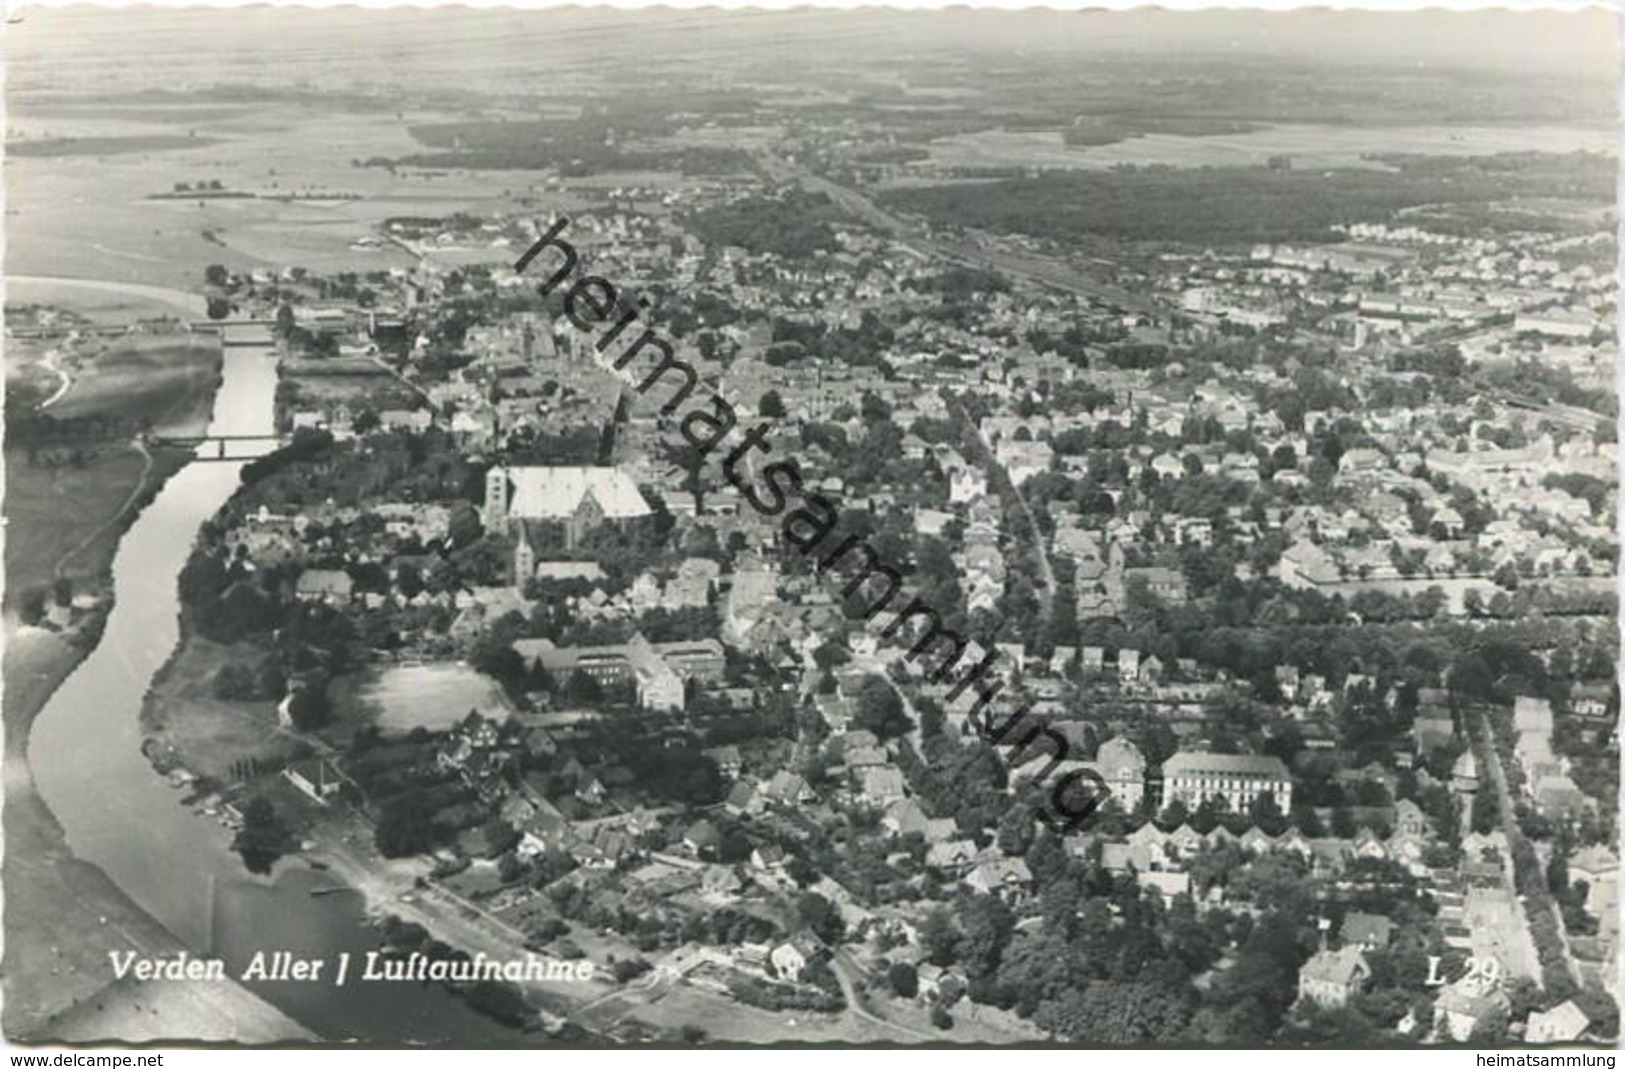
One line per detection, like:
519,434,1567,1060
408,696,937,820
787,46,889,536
49,335,223,433
4,336,220,600
4,337,68,412
12,101,264,125
356,662,516,735
140,637,305,782
1329,574,1617,616
10,134,220,157
4,447,157,597
277,371,421,425
881,151,1615,245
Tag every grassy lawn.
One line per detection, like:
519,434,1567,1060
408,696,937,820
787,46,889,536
50,335,221,435
5,333,220,606
359,663,516,736
141,636,304,782
4,446,153,596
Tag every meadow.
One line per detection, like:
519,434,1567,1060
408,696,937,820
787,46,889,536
49,335,223,433
4,336,221,601
9,134,219,157
357,663,516,735
139,636,305,781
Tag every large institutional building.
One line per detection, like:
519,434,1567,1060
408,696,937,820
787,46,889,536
483,465,652,574
512,633,725,712
1161,752,1293,813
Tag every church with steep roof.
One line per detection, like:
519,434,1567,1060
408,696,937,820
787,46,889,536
483,465,652,576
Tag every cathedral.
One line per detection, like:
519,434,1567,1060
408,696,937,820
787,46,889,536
483,465,652,578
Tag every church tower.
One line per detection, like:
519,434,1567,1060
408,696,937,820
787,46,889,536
483,467,509,532
566,487,605,549
513,522,536,587
553,316,576,362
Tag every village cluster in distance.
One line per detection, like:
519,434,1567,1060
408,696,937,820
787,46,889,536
4,8,1619,1049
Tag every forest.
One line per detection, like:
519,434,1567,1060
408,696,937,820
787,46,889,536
879,152,1616,245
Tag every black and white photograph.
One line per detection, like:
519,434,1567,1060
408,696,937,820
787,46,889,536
2,2,1620,1050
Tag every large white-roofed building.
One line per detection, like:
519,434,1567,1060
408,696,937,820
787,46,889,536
483,464,653,570
1161,751,1292,813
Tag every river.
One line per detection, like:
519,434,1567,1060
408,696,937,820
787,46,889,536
26,338,507,1044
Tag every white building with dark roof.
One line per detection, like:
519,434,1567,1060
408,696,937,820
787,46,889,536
1297,946,1370,1008
1162,752,1292,812
1088,737,1147,812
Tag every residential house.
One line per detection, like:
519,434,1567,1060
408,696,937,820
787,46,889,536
1340,912,1394,951
1089,737,1147,812
858,766,908,806
683,819,720,859
926,840,980,874
1434,978,1511,1042
750,844,787,873
1525,1000,1591,1044
963,856,1033,902
762,770,815,808
770,941,810,982
294,569,354,605
704,745,744,779
1297,946,1370,1008
283,758,345,805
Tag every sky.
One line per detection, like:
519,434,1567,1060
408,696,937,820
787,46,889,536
9,6,1618,95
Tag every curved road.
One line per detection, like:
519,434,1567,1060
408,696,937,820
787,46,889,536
829,946,935,1042
38,348,72,409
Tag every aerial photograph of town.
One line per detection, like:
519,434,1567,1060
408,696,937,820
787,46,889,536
1,3,1618,1050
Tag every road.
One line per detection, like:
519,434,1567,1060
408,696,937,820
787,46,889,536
757,155,1155,315
950,392,1057,619
829,946,935,1042
38,347,73,409
849,648,927,755
1467,706,1565,988
313,812,938,1043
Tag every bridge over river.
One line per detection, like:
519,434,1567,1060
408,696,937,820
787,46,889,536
145,432,287,461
